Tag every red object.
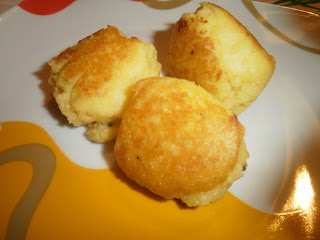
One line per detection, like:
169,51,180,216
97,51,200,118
19,0,75,15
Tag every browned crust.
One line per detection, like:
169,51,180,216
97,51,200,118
49,26,140,96
167,2,275,114
115,77,245,199
48,25,161,132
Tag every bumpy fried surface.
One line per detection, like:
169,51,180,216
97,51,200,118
167,2,275,114
49,26,161,142
115,77,248,206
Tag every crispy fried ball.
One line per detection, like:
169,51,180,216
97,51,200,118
48,26,161,142
114,77,248,207
167,2,275,114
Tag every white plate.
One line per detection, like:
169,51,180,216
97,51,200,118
0,0,319,214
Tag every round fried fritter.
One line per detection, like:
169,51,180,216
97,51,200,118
167,2,275,114
114,77,248,207
48,26,161,142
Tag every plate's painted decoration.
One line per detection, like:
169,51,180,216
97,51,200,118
138,0,192,9
258,0,320,14
243,0,320,53
0,122,318,239
0,144,55,240
18,0,74,15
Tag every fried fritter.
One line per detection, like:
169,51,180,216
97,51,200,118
167,2,275,114
49,26,161,142
115,77,248,206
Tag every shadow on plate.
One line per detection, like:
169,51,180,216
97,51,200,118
102,142,165,203
34,63,69,126
152,24,174,76
102,141,197,210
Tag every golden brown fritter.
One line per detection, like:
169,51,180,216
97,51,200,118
167,2,275,114
49,26,161,142
114,77,248,206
